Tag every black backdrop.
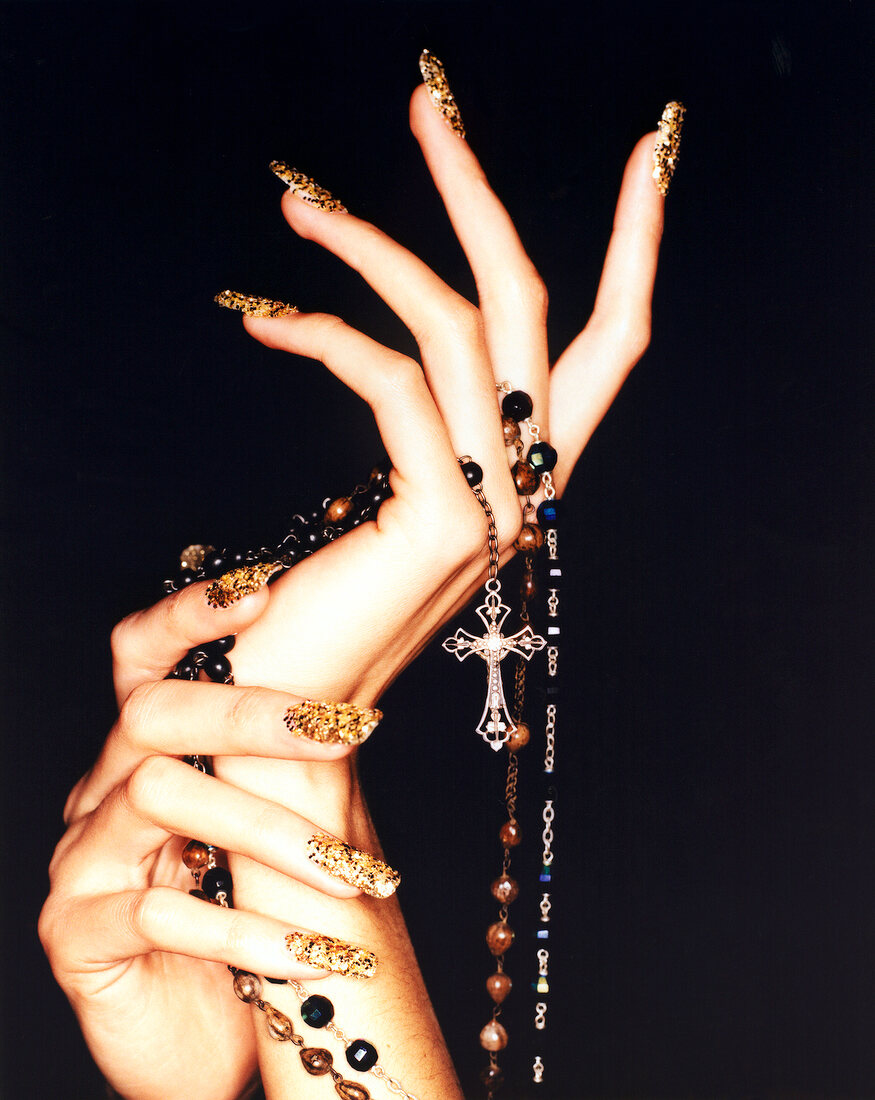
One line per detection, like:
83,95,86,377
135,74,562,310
2,3,872,1097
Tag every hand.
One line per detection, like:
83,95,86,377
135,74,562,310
40,582,382,1100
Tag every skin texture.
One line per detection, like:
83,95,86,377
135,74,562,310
40,82,667,1100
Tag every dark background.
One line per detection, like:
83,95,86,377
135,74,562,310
2,2,872,1097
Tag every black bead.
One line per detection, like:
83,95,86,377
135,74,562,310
460,460,484,487
345,1039,378,1072
176,569,197,588
201,866,233,900
175,657,197,680
301,994,334,1028
527,441,558,473
303,528,324,549
368,485,389,509
201,654,232,683
501,389,533,421
226,549,246,568
212,634,236,654
536,499,561,527
202,551,226,578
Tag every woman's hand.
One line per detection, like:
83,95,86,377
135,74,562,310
40,582,387,1100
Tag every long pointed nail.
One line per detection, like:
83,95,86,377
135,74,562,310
284,701,382,745
269,162,347,213
307,833,400,899
419,49,465,139
214,290,297,318
205,563,281,609
285,931,377,978
652,101,686,196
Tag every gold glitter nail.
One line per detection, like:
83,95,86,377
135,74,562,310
652,101,686,196
284,701,382,746
307,833,400,899
205,563,282,609
269,162,348,213
214,290,298,318
419,49,465,139
285,931,377,979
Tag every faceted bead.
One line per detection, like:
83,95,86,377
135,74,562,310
527,441,558,473
300,1046,333,1074
301,994,334,1028
325,497,353,524
513,523,543,553
536,499,560,527
479,1020,509,1052
511,460,539,496
501,389,533,421
480,1062,505,1090
534,976,549,994
490,875,520,904
182,840,210,871
505,723,530,753
539,862,553,883
201,866,232,900
460,460,484,487
346,1038,378,1072
486,921,514,955
335,1082,371,1100
499,820,522,847
266,1006,295,1042
501,414,521,446
232,970,262,1003
486,971,512,1003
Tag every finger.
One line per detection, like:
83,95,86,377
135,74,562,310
409,84,550,431
111,577,272,705
66,681,373,822
549,131,665,486
62,756,373,902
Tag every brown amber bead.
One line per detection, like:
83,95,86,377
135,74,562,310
522,572,537,600
505,723,530,753
480,1062,505,1089
324,496,353,524
486,921,514,955
232,970,262,1003
182,839,210,870
300,1046,333,1075
486,971,512,1003
335,1082,371,1100
490,874,520,904
479,1020,509,1052
502,415,521,446
513,523,544,552
266,1006,294,1041
512,460,539,496
499,820,522,847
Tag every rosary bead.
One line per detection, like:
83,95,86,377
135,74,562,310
182,839,210,871
499,820,522,847
300,994,334,1028
479,1020,509,1052
300,1047,333,1074
486,921,514,955
201,551,226,578
491,874,520,904
501,389,533,421
335,1082,371,1100
201,866,233,900
325,496,353,524
212,634,236,654
266,1006,295,1042
505,722,530,752
460,460,484,487
501,414,521,446
303,528,325,550
527,441,558,473
486,971,512,1004
522,573,537,600
188,888,207,900
513,523,543,553
480,1062,505,1088
346,1038,379,1072
368,485,389,510
232,970,262,1003
176,569,196,588
536,498,560,527
511,460,539,496
200,653,232,683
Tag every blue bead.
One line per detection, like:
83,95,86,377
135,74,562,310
346,1038,378,1071
536,928,550,939
536,499,561,527
301,994,334,1028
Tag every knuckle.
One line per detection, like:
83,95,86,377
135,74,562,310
116,681,163,748
419,301,484,357
378,353,423,398
496,266,549,322
127,887,170,941
226,685,267,743
109,613,139,668
122,755,173,817
222,911,252,959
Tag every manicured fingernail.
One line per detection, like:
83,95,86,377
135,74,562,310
419,49,465,139
214,290,298,318
205,563,282,609
652,101,686,196
269,162,347,213
307,833,400,899
285,931,377,978
284,701,382,745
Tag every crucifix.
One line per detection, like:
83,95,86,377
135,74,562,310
443,580,546,750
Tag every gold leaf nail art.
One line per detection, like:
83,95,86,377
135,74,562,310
419,49,465,139
652,101,686,196
284,701,382,745
269,162,347,213
285,931,377,978
214,290,298,318
205,563,281,609
307,833,400,899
